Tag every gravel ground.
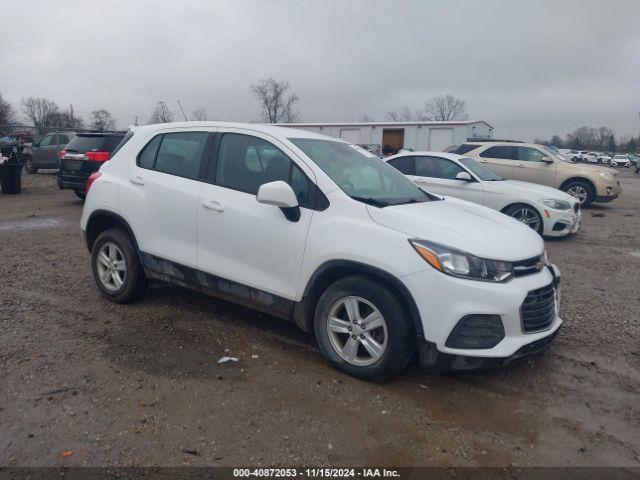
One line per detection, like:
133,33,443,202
1,169,639,468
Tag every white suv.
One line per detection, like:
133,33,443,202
81,122,562,380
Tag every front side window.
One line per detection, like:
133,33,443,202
479,146,517,160
415,156,464,180
388,156,415,175
290,138,430,207
39,134,55,147
155,132,208,179
216,133,311,206
517,147,547,162
459,157,504,181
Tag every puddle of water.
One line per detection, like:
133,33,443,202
0,216,71,232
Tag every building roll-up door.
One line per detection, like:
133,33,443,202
428,128,454,152
340,129,361,144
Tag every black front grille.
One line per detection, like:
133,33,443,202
512,254,544,278
521,283,556,332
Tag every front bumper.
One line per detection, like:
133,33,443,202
541,207,581,238
402,262,562,371
596,181,622,203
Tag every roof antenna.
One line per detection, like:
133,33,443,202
177,99,188,121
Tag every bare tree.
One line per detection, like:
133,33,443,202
89,109,116,131
21,97,59,133
0,93,15,126
250,78,299,123
386,106,426,122
148,101,175,124
423,94,469,121
594,126,613,150
51,109,84,129
191,106,208,121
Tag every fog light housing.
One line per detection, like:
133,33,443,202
445,315,505,349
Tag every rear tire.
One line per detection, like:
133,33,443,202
23,157,38,174
91,229,147,303
562,180,595,206
314,275,413,381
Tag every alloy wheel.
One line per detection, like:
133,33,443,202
566,185,588,205
511,207,541,232
326,296,388,366
96,242,126,292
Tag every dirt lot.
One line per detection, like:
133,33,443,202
1,169,639,468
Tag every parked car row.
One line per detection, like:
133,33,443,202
80,122,563,381
451,141,621,206
558,149,638,167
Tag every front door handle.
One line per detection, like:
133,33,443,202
129,176,145,186
201,200,224,212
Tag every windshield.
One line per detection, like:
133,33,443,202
540,145,570,162
290,138,431,207
458,157,504,181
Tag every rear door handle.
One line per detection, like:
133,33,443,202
201,200,224,212
129,176,145,186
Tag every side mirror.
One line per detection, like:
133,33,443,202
455,171,473,182
257,181,300,222
541,156,553,163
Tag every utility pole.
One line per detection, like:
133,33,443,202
70,104,74,124
134,115,138,126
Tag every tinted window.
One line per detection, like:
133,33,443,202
388,156,415,175
415,156,464,180
64,135,106,153
451,144,478,155
137,135,162,169
480,146,517,160
58,134,70,144
517,147,547,162
216,133,310,206
155,132,207,179
459,157,504,181
39,134,55,147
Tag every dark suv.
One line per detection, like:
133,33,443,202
57,132,126,199
23,131,76,173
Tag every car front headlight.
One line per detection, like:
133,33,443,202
540,199,572,210
409,239,514,282
598,171,613,180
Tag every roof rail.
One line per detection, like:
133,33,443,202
466,138,524,143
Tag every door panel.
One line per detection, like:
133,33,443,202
197,131,314,300
477,146,516,179
512,147,557,186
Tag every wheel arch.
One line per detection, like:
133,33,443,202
85,210,140,255
292,260,424,340
559,177,596,195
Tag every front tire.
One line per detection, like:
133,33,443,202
23,157,38,174
314,276,413,381
503,204,543,235
562,180,595,206
91,229,147,303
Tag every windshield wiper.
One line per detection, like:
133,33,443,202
350,196,390,208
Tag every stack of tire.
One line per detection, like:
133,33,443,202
0,144,24,194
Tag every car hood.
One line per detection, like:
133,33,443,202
489,180,577,204
367,197,544,261
566,162,617,176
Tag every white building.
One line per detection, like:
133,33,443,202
278,120,493,155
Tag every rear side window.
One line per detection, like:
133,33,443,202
480,146,517,160
58,134,70,144
154,132,208,179
451,144,478,155
137,135,162,169
388,156,415,175
215,133,311,206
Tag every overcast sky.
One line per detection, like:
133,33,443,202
3,0,640,140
